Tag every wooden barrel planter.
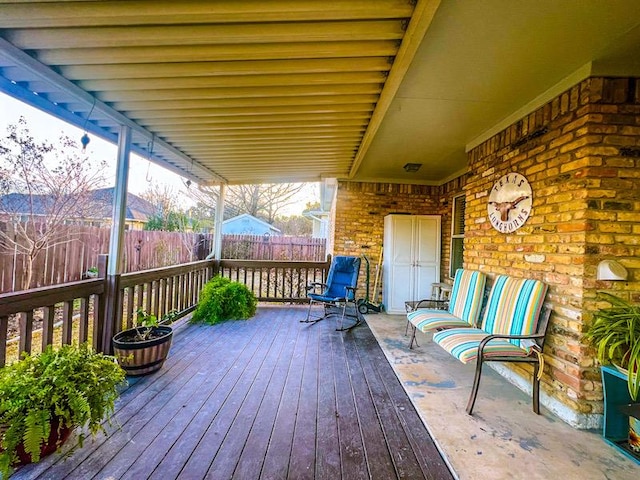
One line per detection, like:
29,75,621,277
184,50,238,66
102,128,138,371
112,326,173,376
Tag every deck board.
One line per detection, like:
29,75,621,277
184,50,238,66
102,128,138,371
12,307,453,480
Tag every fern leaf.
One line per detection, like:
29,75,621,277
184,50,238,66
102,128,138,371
23,409,49,463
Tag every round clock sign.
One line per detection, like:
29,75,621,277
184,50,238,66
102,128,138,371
487,173,532,233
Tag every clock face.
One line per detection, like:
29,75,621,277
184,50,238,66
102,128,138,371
487,173,532,233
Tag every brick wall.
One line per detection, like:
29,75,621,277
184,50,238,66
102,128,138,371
332,77,639,426
465,77,640,421
332,182,441,298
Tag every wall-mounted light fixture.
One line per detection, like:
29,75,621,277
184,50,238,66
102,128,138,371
403,163,422,173
596,260,628,281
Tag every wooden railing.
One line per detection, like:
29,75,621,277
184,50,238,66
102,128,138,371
0,257,331,366
0,279,104,367
219,257,331,302
117,260,216,332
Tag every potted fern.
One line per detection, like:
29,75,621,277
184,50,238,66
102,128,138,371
112,308,178,376
0,343,125,478
585,292,640,453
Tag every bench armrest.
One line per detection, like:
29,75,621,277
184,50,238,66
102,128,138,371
477,332,546,355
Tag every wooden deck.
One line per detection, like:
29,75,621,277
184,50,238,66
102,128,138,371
13,306,453,480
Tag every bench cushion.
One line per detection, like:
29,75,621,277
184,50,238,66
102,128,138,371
407,269,486,333
432,328,529,364
407,310,472,332
480,275,547,347
448,269,486,323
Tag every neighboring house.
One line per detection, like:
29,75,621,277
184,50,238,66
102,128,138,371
302,209,329,239
221,214,281,236
302,178,335,239
0,187,156,230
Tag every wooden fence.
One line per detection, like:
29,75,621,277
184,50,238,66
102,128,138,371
0,225,326,293
222,234,326,261
0,225,214,293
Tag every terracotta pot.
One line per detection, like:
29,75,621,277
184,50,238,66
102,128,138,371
112,326,173,376
5,417,72,467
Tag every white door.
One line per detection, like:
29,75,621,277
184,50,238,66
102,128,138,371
384,215,413,314
413,216,441,302
383,215,440,314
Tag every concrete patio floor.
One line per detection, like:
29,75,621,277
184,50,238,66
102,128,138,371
365,313,639,480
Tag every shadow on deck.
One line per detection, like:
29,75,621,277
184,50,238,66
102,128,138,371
12,306,453,480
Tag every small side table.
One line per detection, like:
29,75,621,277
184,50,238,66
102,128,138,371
404,299,449,313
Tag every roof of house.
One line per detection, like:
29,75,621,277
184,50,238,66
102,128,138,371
222,213,281,233
0,187,156,222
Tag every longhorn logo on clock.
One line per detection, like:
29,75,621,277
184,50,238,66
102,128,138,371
487,173,532,233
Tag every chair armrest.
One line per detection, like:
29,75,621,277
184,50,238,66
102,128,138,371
306,282,327,292
345,285,357,299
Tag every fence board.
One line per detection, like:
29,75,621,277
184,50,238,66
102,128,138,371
0,223,325,293
222,234,325,261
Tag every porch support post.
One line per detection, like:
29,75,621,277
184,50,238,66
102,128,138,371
101,125,131,353
212,182,226,260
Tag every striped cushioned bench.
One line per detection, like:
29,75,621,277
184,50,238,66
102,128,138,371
433,275,550,415
406,269,486,349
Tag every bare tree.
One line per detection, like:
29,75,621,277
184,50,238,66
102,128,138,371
186,183,305,225
140,182,178,220
0,118,106,290
228,184,305,223
272,215,312,236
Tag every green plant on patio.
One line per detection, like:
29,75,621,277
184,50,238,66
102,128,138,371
0,343,125,478
191,275,257,325
112,308,177,376
586,292,640,401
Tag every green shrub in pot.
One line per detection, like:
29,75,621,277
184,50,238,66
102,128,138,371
585,292,640,401
0,343,126,477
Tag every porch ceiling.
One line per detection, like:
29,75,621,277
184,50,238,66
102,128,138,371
1,1,640,186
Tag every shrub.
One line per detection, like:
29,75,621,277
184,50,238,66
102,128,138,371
0,343,126,477
191,276,257,325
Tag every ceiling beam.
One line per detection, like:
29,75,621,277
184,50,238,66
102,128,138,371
141,112,370,128
127,104,376,119
182,139,362,150
114,95,380,111
177,132,364,143
97,84,383,102
59,57,393,80
79,72,387,91
37,41,399,65
6,20,405,49
0,0,413,28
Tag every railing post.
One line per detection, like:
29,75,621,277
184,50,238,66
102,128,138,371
102,274,122,354
94,254,108,353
